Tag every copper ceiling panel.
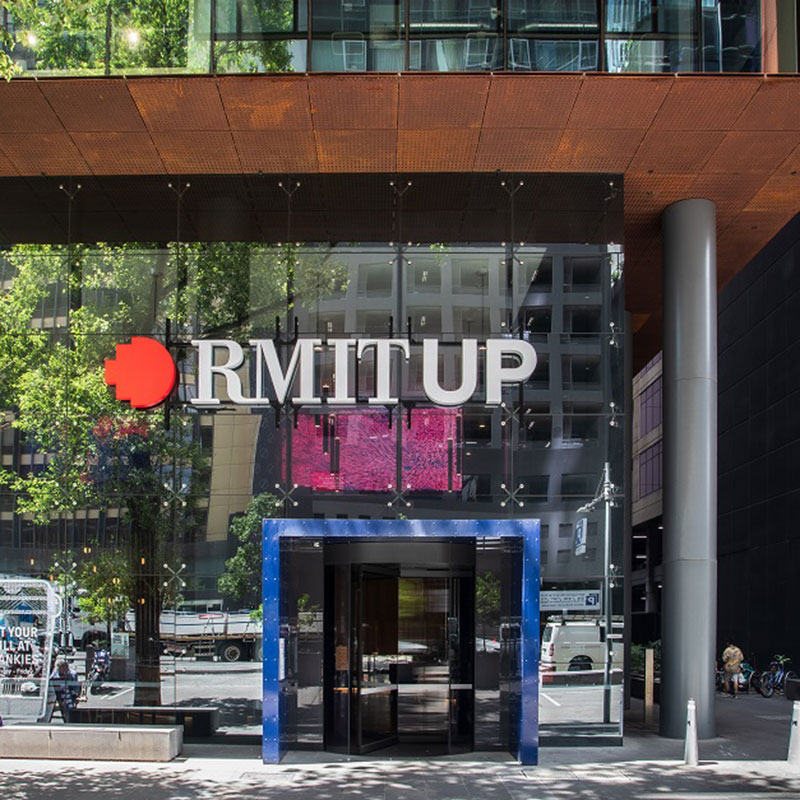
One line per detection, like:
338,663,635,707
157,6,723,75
629,130,725,174
734,79,800,131
72,132,165,175
651,77,761,131
716,211,791,283
398,130,479,172
217,76,311,131
233,130,318,173
689,172,764,221
743,174,800,213
0,149,18,176
398,76,489,130
128,78,229,131
567,76,671,130
150,131,241,174
315,130,396,173
0,81,65,134
703,130,800,174
0,132,91,175
482,75,581,129
474,129,561,171
310,75,397,130
40,80,144,133
551,128,643,172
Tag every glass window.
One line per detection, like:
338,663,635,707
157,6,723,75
523,39,598,71
638,440,662,498
702,0,761,72
639,376,662,436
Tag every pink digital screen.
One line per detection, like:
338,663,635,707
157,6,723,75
286,408,462,492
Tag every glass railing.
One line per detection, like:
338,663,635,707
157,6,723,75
0,0,762,75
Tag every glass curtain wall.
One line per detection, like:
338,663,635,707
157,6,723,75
0,175,625,741
0,0,761,73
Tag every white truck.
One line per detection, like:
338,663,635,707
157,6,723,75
69,604,260,662
540,615,624,674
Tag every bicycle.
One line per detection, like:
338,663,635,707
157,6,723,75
759,654,796,698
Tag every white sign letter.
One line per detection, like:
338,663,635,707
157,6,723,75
328,339,356,405
422,339,478,406
251,339,322,405
191,340,246,406
485,339,537,405
357,339,410,405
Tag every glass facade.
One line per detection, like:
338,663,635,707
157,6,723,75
0,0,761,74
0,171,625,749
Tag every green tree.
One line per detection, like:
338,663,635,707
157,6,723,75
2,0,189,73
75,547,130,646
0,243,204,705
218,492,282,608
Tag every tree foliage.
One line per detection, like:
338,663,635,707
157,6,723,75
75,547,130,643
218,491,282,608
1,0,296,74
0,239,348,700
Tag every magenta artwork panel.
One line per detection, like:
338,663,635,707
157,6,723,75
286,408,461,492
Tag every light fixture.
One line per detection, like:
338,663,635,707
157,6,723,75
26,32,38,48
125,28,141,47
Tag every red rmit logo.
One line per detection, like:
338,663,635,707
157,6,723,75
104,337,178,409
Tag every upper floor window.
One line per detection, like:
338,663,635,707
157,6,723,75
639,376,662,437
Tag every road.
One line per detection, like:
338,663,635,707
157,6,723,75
75,658,624,732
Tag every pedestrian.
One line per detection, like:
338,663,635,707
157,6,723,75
49,657,80,722
722,642,744,697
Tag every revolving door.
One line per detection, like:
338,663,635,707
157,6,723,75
324,539,475,755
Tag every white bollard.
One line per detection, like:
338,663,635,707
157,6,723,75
788,701,800,766
684,698,699,766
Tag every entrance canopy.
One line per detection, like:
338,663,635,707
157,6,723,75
261,517,540,764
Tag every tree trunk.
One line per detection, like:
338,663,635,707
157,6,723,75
130,495,162,706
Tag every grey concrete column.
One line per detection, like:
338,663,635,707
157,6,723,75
660,198,717,740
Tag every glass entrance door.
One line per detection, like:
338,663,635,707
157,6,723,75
351,566,399,754
323,543,475,755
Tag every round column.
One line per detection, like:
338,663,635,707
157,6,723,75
660,198,717,739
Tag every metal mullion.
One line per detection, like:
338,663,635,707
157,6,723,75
695,0,703,70
307,0,313,72
502,0,508,70
209,0,216,73
598,0,606,70
404,0,410,71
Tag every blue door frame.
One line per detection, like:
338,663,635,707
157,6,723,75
262,518,540,764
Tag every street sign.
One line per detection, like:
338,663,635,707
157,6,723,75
541,589,600,612
575,518,587,556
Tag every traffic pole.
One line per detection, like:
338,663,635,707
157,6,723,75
789,701,800,766
684,698,699,766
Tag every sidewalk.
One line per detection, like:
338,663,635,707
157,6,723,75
1,695,799,799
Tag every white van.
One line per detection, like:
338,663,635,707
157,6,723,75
540,616,624,673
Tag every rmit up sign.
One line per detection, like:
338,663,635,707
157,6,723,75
105,337,538,409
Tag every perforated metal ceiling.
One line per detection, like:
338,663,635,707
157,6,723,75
0,72,799,365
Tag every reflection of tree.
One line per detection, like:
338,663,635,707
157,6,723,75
476,571,500,652
2,0,300,74
212,0,294,73
297,592,320,632
3,0,189,72
74,547,130,646
192,243,349,338
218,492,281,609
0,243,205,705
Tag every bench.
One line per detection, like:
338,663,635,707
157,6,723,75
69,706,218,739
0,724,182,761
